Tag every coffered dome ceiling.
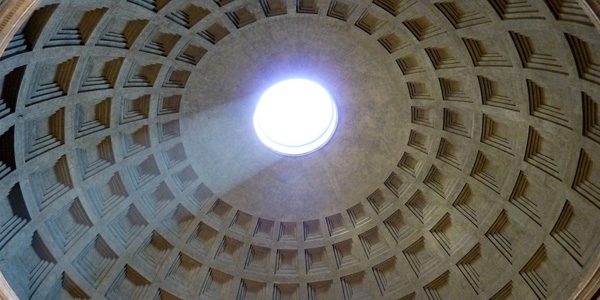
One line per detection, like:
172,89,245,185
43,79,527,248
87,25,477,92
0,0,599,299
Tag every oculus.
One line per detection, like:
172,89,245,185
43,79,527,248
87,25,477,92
253,79,338,156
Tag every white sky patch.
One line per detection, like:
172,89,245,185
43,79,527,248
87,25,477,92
253,79,338,155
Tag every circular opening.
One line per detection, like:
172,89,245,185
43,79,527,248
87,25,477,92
253,79,338,156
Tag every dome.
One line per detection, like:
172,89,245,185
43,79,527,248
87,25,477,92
0,0,599,299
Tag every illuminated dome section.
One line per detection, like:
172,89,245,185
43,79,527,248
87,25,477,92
253,79,338,155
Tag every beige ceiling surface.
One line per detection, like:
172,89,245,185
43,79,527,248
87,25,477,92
0,0,599,299
181,15,406,221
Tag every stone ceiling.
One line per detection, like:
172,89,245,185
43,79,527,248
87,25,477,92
0,0,599,299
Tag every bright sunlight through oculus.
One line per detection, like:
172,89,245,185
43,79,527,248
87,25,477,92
253,79,338,156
